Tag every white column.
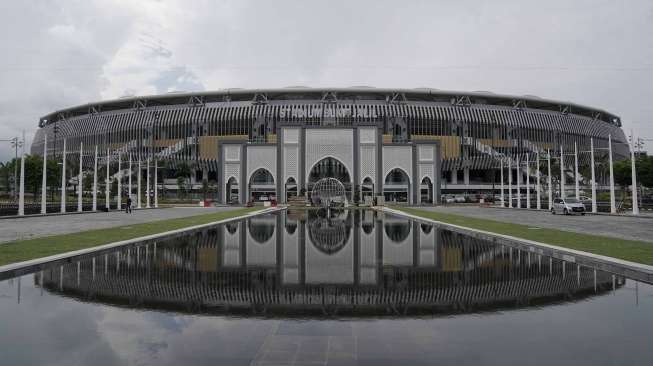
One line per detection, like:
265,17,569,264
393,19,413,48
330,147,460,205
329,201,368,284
608,135,616,214
18,151,25,216
630,132,639,215
146,157,151,208
500,159,504,207
154,159,158,208
41,135,47,214
536,151,541,210
547,150,552,210
560,144,565,199
128,154,132,202
105,148,110,210
516,157,521,208
463,167,469,186
137,158,142,209
574,142,579,199
508,159,512,208
451,169,458,185
526,154,531,209
92,146,98,211
60,139,66,213
117,154,121,211
78,142,83,212
590,138,597,213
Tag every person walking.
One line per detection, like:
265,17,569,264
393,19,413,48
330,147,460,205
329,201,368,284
126,195,133,214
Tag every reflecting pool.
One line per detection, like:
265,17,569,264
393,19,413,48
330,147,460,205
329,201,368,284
1,209,652,365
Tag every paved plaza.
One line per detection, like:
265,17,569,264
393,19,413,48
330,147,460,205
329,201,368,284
0,206,239,244
414,206,653,243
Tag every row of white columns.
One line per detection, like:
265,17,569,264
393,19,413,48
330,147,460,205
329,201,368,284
17,136,158,216
498,135,639,215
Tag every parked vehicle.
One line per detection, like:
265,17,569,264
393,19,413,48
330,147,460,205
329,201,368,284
454,195,466,203
551,197,586,215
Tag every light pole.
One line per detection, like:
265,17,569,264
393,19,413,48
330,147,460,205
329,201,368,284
1,137,23,200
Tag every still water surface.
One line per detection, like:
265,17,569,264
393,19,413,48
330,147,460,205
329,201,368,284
1,209,651,365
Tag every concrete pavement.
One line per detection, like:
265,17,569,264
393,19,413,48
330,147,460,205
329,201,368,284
0,206,240,244
412,205,653,243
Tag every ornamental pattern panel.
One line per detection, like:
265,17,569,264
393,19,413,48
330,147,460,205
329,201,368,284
224,163,241,182
283,146,298,182
225,145,240,162
360,145,376,183
359,127,376,144
383,146,412,182
247,146,277,183
418,145,434,162
305,129,354,180
418,164,433,183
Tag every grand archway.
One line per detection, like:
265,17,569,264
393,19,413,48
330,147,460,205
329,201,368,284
361,177,374,203
384,168,410,203
307,157,352,201
248,168,275,202
285,177,297,201
420,176,433,204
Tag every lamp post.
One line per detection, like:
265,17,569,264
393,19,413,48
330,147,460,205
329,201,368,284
41,135,47,214
630,131,639,216
1,137,23,200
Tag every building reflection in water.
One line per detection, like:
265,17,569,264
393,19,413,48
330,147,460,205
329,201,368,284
36,210,622,316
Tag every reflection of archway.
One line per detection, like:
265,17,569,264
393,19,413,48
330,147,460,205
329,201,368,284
248,168,275,202
308,157,352,200
420,176,433,204
361,177,374,203
384,221,411,242
307,210,352,254
226,177,239,204
285,177,297,201
384,168,410,203
248,220,275,243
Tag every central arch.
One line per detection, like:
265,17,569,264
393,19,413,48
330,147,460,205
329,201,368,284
307,157,352,201
384,168,410,203
248,168,275,202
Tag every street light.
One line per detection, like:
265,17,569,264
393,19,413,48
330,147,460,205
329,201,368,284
1,136,24,199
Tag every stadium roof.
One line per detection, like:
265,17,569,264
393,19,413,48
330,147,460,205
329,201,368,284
40,87,621,127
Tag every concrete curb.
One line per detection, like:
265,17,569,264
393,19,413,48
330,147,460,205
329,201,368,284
381,207,653,285
0,207,163,220
484,205,653,219
0,207,283,280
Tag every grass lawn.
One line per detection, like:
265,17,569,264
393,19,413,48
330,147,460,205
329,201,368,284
394,207,653,266
0,207,259,266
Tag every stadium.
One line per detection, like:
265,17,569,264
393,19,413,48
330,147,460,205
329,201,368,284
31,87,629,205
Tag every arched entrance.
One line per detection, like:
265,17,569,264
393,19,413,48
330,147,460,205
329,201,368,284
384,168,410,203
285,177,297,201
420,176,433,204
361,177,374,203
248,168,275,202
308,157,352,201
226,177,239,204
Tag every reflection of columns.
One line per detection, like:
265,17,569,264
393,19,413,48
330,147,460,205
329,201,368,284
41,135,47,214
500,159,504,207
560,144,565,199
547,150,552,209
536,151,541,210
137,158,142,209
526,154,530,209
574,142,579,199
590,138,597,213
128,154,132,202
18,151,25,216
508,159,512,208
61,139,66,213
78,142,83,212
154,159,158,208
117,154,121,210
608,135,616,214
92,146,98,211
146,157,151,208
105,148,110,210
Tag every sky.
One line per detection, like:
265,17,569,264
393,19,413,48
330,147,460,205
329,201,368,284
0,0,652,160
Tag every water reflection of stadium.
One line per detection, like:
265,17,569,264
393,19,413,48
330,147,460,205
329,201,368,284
38,210,621,316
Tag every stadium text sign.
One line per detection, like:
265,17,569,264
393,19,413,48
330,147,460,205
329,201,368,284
279,106,378,119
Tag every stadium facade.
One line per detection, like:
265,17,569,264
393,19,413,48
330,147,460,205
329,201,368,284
32,87,629,204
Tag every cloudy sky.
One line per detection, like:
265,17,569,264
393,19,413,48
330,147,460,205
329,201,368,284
1,0,652,160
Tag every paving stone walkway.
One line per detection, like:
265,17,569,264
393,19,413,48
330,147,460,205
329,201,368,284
412,205,653,243
0,207,239,244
